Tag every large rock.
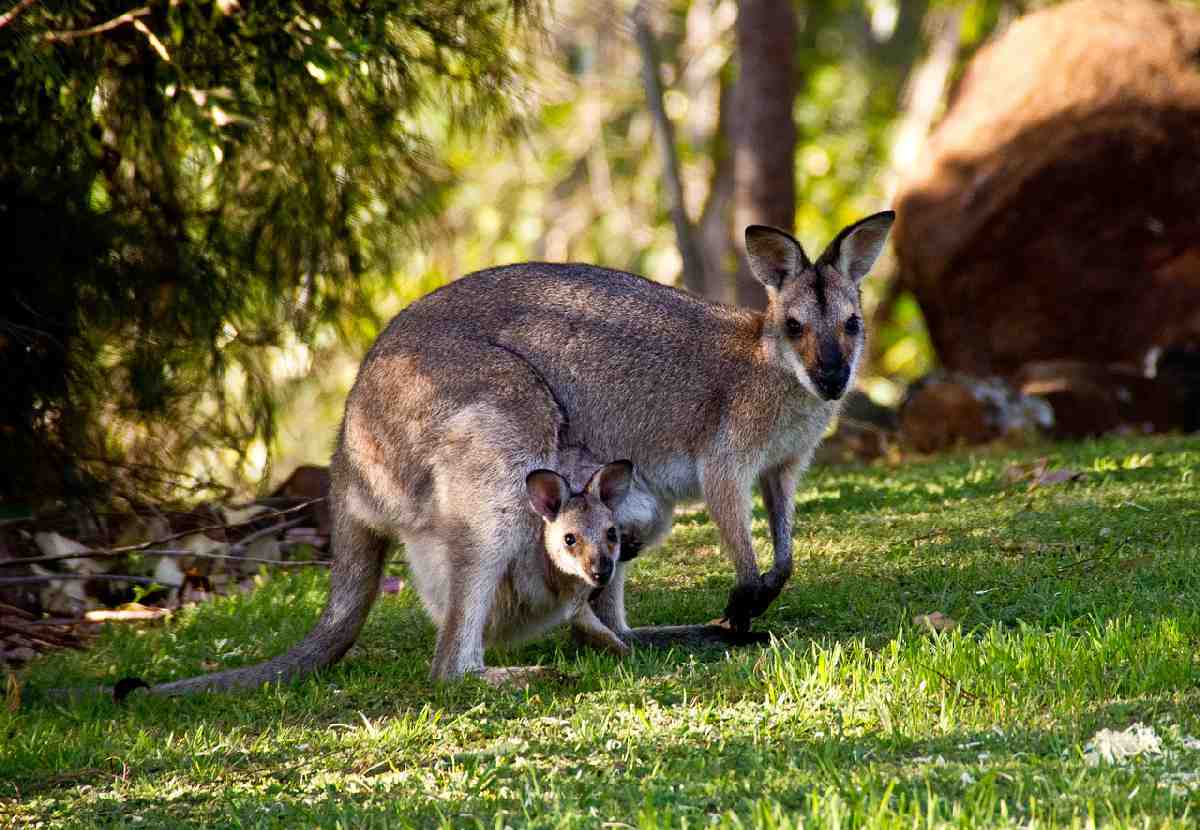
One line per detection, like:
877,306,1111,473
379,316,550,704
894,0,1200,377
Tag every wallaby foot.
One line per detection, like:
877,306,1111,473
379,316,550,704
722,574,785,632
477,666,565,687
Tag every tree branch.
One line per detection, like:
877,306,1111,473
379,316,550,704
42,5,149,43
631,1,707,295
0,0,36,32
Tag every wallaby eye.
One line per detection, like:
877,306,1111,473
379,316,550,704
844,315,862,336
563,533,576,547
785,318,805,337
606,527,618,544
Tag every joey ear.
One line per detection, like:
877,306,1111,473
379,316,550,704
585,460,633,511
526,469,570,522
744,225,810,290
816,210,895,284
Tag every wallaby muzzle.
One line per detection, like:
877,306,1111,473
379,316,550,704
590,557,614,586
812,361,851,401
810,337,851,400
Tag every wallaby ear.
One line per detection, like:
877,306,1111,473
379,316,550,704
585,460,633,511
526,469,570,522
816,210,895,284
744,225,810,290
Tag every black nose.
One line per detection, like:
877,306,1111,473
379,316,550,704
590,558,613,584
813,364,850,400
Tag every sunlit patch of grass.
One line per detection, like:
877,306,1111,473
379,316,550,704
3,435,1198,828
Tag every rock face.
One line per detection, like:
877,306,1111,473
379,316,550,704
898,373,1053,453
894,0,1200,377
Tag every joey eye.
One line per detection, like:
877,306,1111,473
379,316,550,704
785,318,805,337
844,315,862,336
563,533,576,547
606,527,619,544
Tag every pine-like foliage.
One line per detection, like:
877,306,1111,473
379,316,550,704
0,1,536,509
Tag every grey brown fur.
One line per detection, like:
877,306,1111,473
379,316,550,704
149,212,894,693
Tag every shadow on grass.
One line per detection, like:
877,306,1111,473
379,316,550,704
17,689,1200,826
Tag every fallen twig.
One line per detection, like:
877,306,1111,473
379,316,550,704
917,662,984,704
0,602,36,621
0,504,324,570
0,574,163,587
0,542,329,569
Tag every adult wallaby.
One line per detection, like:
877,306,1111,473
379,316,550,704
148,212,893,692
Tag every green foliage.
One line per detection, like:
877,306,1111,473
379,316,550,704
0,0,536,506
5,434,1199,826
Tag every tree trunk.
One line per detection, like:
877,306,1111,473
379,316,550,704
731,0,798,310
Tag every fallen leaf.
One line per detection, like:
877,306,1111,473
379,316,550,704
1117,555,1154,572
913,612,958,634
1001,458,1085,489
1084,722,1163,766
1038,468,1086,485
5,672,20,712
32,531,92,562
84,603,171,622
219,503,272,527
152,555,186,588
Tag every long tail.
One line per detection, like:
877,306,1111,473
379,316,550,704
148,519,388,696
626,623,769,649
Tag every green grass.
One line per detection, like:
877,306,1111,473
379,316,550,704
3,435,1199,828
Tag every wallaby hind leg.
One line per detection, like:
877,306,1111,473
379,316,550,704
428,536,509,681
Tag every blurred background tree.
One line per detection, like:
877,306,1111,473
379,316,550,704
0,0,539,509
0,0,1071,510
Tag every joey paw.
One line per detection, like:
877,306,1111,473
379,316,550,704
572,626,633,657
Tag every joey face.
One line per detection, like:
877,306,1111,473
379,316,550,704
745,212,895,402
525,460,633,588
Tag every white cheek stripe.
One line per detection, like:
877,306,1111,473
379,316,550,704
781,340,822,398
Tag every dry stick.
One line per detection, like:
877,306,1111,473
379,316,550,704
0,619,82,648
0,542,330,571
0,602,36,621
0,574,161,587
109,498,323,554
0,514,319,569
917,662,984,704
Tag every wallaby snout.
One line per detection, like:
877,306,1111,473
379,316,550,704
589,555,614,586
812,345,851,401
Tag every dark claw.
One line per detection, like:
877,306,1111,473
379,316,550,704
113,676,150,704
723,577,785,631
